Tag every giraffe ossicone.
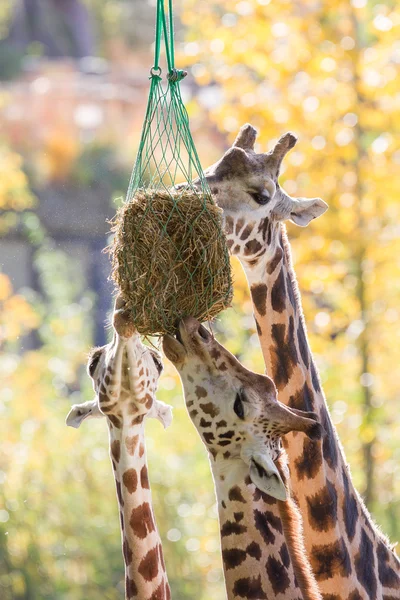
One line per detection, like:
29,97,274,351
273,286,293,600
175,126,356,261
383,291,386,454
163,316,324,600
67,295,172,600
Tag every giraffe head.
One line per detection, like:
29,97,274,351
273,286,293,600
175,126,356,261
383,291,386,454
68,295,171,430
163,317,323,500
196,124,328,262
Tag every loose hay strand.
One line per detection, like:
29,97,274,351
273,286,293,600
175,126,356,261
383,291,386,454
108,188,233,336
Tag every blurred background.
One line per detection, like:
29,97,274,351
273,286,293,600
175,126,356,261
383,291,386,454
0,0,399,598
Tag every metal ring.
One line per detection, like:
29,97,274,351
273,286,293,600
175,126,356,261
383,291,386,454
150,66,162,77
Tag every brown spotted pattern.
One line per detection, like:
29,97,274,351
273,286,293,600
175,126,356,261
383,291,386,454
219,196,400,598
194,125,400,599
164,317,323,600
217,449,321,600
84,301,170,600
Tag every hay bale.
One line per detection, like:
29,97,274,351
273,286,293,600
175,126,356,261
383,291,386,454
109,189,233,336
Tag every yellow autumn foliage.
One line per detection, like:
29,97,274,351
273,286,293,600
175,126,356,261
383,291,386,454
0,146,35,211
181,0,400,522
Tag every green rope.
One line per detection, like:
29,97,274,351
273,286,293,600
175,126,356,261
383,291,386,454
127,0,208,205
151,0,186,81
152,0,162,72
121,0,232,335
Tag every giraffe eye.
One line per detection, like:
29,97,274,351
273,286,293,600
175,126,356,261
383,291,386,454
151,354,163,374
249,190,271,206
88,354,101,378
234,392,245,420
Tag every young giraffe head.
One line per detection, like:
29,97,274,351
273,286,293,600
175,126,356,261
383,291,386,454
67,295,171,432
196,124,328,263
74,295,170,429
163,316,323,500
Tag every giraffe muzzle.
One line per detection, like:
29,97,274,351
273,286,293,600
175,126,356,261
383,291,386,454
162,331,186,365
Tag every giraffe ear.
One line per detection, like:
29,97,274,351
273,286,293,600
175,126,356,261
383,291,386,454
289,197,328,227
249,453,287,501
66,398,103,428
147,400,173,429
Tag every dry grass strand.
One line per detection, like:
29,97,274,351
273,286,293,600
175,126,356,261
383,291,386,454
108,189,233,336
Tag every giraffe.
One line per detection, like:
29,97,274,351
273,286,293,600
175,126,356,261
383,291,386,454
196,124,400,599
163,316,323,600
66,296,172,600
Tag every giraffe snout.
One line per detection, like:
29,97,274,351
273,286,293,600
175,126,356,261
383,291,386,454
113,296,137,339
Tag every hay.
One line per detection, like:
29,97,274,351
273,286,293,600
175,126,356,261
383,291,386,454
109,189,233,336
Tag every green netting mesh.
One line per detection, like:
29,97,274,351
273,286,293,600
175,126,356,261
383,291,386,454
109,0,232,336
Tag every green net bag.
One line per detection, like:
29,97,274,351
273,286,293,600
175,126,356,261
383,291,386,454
109,0,233,336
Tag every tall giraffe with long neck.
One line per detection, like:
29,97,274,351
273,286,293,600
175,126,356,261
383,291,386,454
66,296,172,600
164,316,323,600
199,124,400,599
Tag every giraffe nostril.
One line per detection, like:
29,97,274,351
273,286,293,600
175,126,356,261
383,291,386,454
198,324,211,342
175,328,183,344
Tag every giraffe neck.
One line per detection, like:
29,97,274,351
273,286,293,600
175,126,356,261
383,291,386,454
239,221,400,598
211,456,321,600
108,421,170,600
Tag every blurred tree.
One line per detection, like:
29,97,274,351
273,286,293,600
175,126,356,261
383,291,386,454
84,0,172,56
0,145,36,234
182,0,400,532
0,0,95,79
0,0,180,69
5,0,94,59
